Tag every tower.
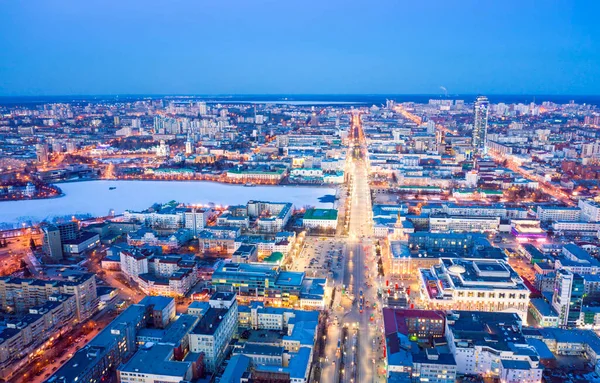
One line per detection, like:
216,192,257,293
472,96,489,154
36,143,49,163
552,269,584,328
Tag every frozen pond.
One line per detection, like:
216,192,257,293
0,180,337,227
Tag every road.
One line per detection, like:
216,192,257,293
321,112,384,383
486,150,574,206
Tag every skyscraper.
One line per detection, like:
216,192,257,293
42,225,63,260
552,269,584,328
472,96,489,154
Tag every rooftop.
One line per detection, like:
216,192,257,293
303,208,338,221
119,343,191,378
191,307,229,335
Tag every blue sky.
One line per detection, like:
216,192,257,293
0,0,599,95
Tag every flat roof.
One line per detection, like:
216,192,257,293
276,271,305,286
119,343,191,377
191,307,229,335
303,208,338,221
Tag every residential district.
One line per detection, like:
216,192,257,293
1,96,600,383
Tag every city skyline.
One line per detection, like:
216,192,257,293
3,2,600,383
1,0,599,96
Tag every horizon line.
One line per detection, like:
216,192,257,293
2,92,600,98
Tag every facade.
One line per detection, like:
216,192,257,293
62,232,100,255
429,215,500,233
119,248,198,297
529,298,560,328
419,258,531,320
472,96,490,153
552,269,584,328
537,206,581,223
124,203,186,230
247,201,293,233
184,208,211,235
226,168,286,183
0,273,97,321
0,295,77,380
212,263,326,309
446,311,542,383
302,208,338,230
552,220,600,235
579,199,600,222
189,292,238,372
42,225,63,260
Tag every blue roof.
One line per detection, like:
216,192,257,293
276,271,304,286
220,354,251,383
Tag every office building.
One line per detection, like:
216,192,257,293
419,258,530,320
383,308,456,383
552,269,584,328
579,199,600,222
42,225,63,260
429,214,500,233
472,96,489,154
302,208,338,230
536,205,581,223
446,311,542,383
555,243,600,275
189,292,238,373
212,262,326,309
184,207,211,235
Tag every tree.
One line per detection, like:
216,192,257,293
29,237,36,251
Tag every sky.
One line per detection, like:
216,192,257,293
0,0,599,96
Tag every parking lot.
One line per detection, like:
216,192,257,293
288,236,344,280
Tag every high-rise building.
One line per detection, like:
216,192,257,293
42,225,63,260
189,292,238,372
41,221,79,261
197,101,207,115
58,221,79,241
472,96,489,154
35,143,49,163
552,269,584,328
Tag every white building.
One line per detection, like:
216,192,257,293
537,206,581,223
189,292,238,373
555,244,600,275
302,208,338,230
156,140,170,157
579,199,600,222
184,208,211,234
248,201,293,233
120,248,150,278
446,311,543,383
429,215,500,233
420,258,530,321
553,221,600,235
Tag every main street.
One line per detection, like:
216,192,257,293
321,112,384,383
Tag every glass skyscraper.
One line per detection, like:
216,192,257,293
472,95,489,154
